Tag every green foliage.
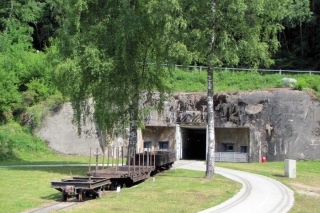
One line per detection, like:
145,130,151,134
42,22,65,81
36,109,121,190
23,92,64,130
294,79,307,90
54,0,194,138
182,0,291,69
0,0,61,124
294,74,320,92
0,122,52,161
25,104,49,130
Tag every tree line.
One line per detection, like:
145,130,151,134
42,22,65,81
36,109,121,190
0,0,318,178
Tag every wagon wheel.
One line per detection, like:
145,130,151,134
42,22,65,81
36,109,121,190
92,189,102,199
61,191,68,202
78,189,86,202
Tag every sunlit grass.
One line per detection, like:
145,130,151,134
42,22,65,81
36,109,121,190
0,166,88,213
0,167,240,213
64,169,241,213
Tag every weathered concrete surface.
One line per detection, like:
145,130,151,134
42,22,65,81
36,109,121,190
37,102,103,155
146,89,320,161
38,89,320,161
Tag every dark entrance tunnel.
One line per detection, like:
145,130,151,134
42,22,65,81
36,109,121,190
181,128,206,160
180,126,250,160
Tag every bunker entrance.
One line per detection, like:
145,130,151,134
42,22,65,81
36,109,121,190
181,127,206,160
179,126,250,161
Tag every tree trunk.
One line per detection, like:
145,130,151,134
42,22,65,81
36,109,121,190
205,67,215,179
127,88,139,165
205,0,216,179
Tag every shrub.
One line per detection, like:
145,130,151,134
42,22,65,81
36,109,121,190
294,79,307,91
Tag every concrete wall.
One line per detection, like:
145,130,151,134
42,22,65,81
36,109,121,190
215,127,250,153
37,102,103,155
145,89,320,162
141,126,176,150
38,89,320,161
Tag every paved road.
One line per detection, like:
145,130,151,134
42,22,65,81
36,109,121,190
173,160,294,213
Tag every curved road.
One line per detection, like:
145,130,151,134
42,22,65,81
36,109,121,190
174,160,294,213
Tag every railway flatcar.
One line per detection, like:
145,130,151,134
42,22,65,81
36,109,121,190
50,148,176,202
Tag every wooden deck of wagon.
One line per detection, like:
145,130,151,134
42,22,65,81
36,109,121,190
50,148,176,202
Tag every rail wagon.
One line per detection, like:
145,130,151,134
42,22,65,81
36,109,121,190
50,148,176,202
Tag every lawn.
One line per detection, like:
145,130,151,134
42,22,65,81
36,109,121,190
0,166,240,213
1,160,319,213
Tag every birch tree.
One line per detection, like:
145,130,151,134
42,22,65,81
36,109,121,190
55,0,293,175
54,0,192,155
202,0,291,178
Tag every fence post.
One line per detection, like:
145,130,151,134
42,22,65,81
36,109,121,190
279,69,282,75
309,70,311,75
200,66,202,72
233,152,236,162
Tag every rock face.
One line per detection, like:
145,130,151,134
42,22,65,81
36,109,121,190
39,88,320,161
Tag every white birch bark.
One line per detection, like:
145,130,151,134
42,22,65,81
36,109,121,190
205,0,216,179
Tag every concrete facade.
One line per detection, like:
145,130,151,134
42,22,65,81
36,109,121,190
39,89,320,162
141,89,320,162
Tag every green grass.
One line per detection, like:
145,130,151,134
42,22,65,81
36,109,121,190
65,169,240,213
216,161,320,213
0,122,54,163
1,161,320,213
0,166,89,213
0,167,240,213
170,68,320,96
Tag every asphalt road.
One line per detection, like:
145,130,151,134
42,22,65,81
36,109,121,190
173,160,294,213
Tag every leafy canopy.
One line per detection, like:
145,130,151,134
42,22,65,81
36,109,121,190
54,0,192,137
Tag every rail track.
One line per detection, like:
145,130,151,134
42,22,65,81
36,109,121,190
22,200,81,213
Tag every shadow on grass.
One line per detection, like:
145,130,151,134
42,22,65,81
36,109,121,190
272,173,285,178
41,193,61,201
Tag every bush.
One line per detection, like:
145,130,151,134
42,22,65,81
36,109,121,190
294,79,307,91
